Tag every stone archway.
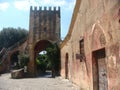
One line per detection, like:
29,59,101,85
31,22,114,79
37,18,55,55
10,51,19,69
34,40,51,58
29,40,53,75
34,40,52,73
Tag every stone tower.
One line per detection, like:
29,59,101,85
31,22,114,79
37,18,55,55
28,6,61,76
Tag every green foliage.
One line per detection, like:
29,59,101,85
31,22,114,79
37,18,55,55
36,54,47,73
18,53,29,68
35,43,60,75
36,55,48,73
46,43,60,74
0,27,28,50
36,58,41,65
0,63,2,66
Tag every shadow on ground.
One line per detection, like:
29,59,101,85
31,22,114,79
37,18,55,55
37,71,53,78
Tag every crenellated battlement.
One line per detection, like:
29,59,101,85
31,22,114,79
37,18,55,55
30,6,60,12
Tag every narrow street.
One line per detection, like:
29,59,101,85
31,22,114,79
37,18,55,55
0,73,79,90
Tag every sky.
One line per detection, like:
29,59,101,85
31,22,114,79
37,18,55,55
0,0,76,39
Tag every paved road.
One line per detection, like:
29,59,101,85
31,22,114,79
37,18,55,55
0,73,80,90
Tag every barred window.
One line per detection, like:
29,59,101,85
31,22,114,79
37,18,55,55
79,39,85,62
80,39,84,55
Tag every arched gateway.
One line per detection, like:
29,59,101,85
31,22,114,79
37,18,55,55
28,6,61,76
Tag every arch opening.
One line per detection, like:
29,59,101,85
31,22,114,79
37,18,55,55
34,40,53,76
10,51,19,70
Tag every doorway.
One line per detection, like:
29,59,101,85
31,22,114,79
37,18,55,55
65,53,69,79
10,51,19,69
34,40,52,76
92,48,108,90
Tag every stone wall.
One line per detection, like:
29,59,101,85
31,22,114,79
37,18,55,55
7,40,28,71
61,0,120,90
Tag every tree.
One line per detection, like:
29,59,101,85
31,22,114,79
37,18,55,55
36,54,47,73
0,27,28,50
46,43,60,77
35,43,60,77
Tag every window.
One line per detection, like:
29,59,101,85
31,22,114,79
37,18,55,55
34,13,37,19
79,39,85,62
44,27,47,32
118,9,120,23
80,39,84,55
33,26,37,31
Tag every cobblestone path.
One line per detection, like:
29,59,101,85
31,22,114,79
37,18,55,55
0,73,79,90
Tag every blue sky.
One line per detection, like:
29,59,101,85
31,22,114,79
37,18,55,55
0,0,75,39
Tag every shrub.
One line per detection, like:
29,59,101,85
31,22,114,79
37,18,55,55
18,53,29,68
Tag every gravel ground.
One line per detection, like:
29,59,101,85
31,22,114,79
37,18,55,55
0,73,80,90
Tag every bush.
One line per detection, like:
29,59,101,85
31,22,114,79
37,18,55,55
36,57,47,73
18,53,29,68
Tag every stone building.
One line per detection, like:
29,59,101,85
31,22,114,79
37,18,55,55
28,6,61,75
60,0,120,90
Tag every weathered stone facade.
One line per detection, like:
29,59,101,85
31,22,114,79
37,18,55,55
28,6,61,75
60,0,120,90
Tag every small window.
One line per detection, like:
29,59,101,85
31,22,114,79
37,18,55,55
34,22,37,27
34,13,37,19
118,9,120,23
33,26,37,31
79,39,85,62
118,9,120,15
44,27,47,32
34,12,37,18
80,39,84,55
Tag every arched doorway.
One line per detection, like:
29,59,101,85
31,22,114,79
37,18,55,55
65,53,69,79
91,24,108,90
10,51,19,69
34,40,52,76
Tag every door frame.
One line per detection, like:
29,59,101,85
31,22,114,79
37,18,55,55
92,48,108,90
65,53,69,79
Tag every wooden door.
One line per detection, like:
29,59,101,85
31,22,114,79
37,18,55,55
92,48,108,90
